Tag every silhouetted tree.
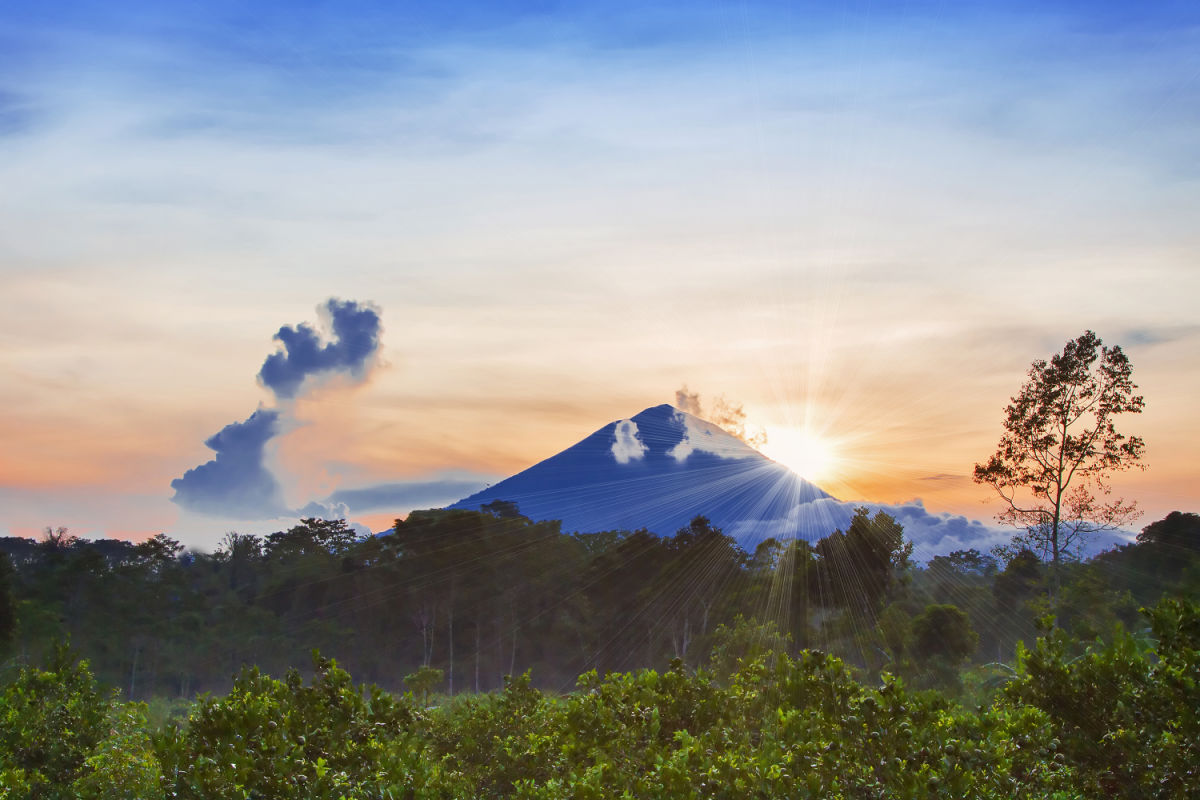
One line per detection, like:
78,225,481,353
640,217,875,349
1137,511,1200,554
912,604,978,664
993,549,1043,610
39,525,78,558
974,331,1145,586
815,508,911,619
481,500,526,520
0,553,15,656
266,518,358,558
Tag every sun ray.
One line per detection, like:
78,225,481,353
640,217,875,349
760,426,839,484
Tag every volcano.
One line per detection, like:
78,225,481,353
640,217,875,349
448,404,855,544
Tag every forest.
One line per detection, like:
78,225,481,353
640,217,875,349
0,506,1197,797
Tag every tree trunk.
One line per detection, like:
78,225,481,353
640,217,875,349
129,644,140,700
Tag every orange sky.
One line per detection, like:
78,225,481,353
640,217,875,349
1,1,1198,549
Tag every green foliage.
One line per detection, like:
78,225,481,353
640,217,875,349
0,600,1197,798
1137,510,1200,552
815,508,912,618
0,552,15,657
266,518,359,559
155,653,428,799
1005,596,1200,798
0,502,1197,800
908,604,979,693
404,664,444,706
705,616,790,680
440,647,1076,799
0,645,112,797
912,604,979,665
71,704,161,799
427,672,560,796
1,504,1194,704
875,603,911,663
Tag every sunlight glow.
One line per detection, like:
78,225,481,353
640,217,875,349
761,426,839,483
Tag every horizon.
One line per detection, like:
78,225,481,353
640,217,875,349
2,1,1198,549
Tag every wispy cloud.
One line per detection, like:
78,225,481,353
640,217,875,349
327,476,493,512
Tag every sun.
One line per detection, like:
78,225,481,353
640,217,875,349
760,427,838,483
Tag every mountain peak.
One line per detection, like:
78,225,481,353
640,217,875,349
447,404,834,543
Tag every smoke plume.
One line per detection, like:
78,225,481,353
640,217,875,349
172,299,382,519
673,386,768,448
259,299,381,399
170,409,285,517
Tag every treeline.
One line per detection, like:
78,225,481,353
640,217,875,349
1,507,1197,699
1,597,1197,798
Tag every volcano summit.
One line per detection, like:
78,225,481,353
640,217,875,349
449,404,854,544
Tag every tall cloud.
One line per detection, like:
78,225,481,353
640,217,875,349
171,299,382,519
258,299,382,399
170,409,285,517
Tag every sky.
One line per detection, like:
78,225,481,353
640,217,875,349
1,1,1198,550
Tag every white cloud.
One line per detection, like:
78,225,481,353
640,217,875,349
611,418,647,464
669,410,757,462
727,497,1012,560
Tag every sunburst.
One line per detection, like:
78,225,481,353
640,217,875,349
760,426,839,484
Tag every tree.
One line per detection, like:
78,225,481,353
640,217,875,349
1132,511,1200,584
911,604,978,665
815,508,912,618
1136,511,1200,554
265,517,358,557
39,526,78,556
132,533,182,571
974,331,1145,582
0,553,14,656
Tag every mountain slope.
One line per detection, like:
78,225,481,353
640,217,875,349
448,404,842,543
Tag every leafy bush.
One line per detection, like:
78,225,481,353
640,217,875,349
155,653,434,799
0,645,112,798
0,597,1194,798
72,704,161,799
1005,596,1200,798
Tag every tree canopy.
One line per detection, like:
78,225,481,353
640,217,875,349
974,330,1145,573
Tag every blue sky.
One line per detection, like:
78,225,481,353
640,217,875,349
1,0,1197,547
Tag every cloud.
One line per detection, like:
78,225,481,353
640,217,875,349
258,298,382,400
675,386,702,416
726,496,1137,560
672,386,767,449
172,298,385,520
669,409,756,462
1119,325,1200,348
611,418,648,464
326,477,492,512
0,90,37,137
170,409,285,518
295,499,352,520
726,497,1014,561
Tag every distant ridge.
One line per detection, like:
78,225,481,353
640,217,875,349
448,404,846,544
